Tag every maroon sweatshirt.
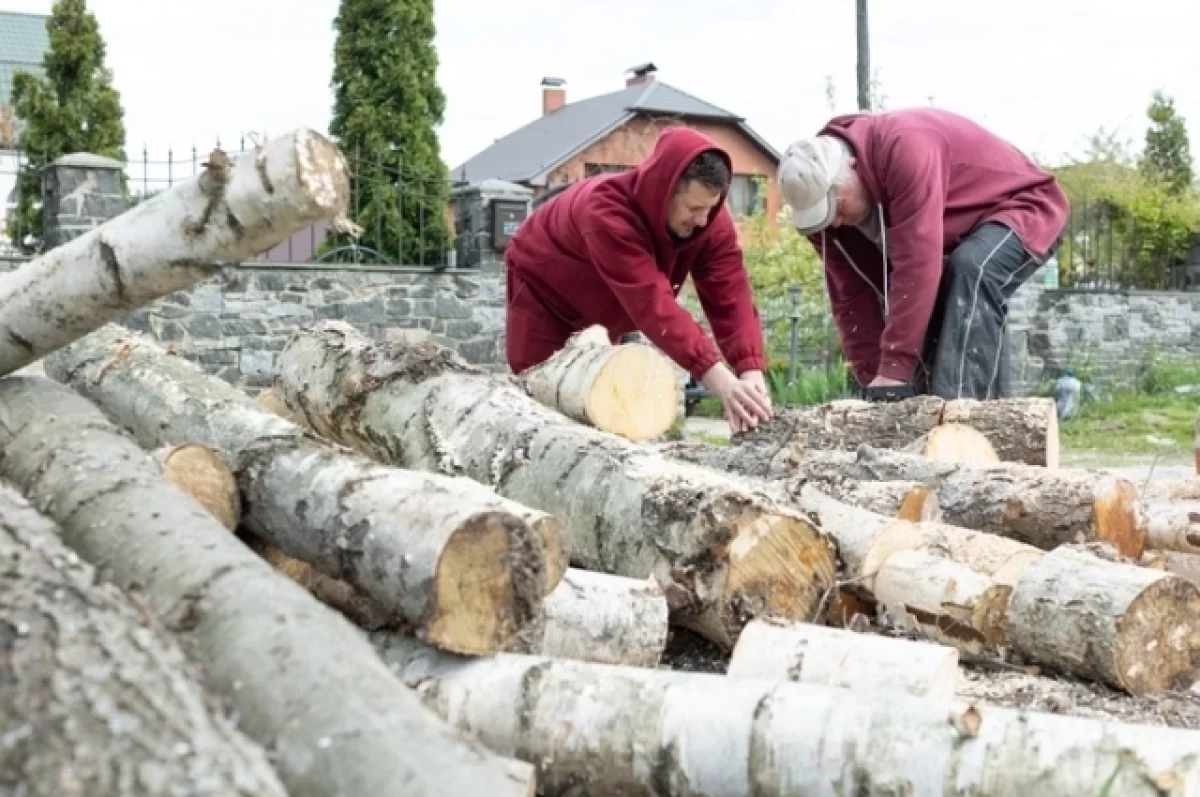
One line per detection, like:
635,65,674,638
807,108,1070,386
504,126,766,380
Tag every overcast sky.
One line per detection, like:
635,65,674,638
3,0,1198,173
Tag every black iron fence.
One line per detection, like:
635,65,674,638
1054,196,1200,290
0,137,459,267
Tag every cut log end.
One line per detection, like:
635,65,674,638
428,512,545,655
1094,477,1145,558
586,342,679,442
688,509,837,647
1045,405,1061,469
896,483,940,523
1115,575,1200,694
255,386,300,423
155,443,240,531
530,514,569,598
916,423,1000,464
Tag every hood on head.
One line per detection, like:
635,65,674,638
629,126,732,245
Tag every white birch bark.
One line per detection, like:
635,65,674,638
0,375,536,797
0,130,351,376
1007,545,1200,695
375,635,1200,797
519,324,679,441
43,323,565,654
0,481,287,796
726,618,961,700
272,320,838,648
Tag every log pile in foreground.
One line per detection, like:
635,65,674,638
375,635,1200,797
519,324,679,442
792,445,1145,558
0,481,287,796
271,320,837,648
728,394,1059,471
45,323,566,655
1007,544,1200,694
0,375,536,797
0,129,353,377
727,618,960,700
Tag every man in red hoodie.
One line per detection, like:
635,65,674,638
777,108,1070,401
504,126,772,432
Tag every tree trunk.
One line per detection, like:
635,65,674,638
1007,545,1200,694
0,130,351,377
0,376,535,797
726,618,960,700
1143,500,1200,553
44,323,565,655
796,446,1145,558
727,395,1058,472
941,397,1059,468
902,422,999,464
152,442,240,530
0,482,287,797
272,320,838,649
375,635,1200,797
505,568,669,667
519,325,678,442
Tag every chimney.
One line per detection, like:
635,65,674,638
541,77,566,115
625,62,657,87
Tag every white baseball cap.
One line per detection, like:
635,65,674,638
777,135,849,235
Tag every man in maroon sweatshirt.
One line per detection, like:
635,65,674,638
777,108,1070,400
504,126,772,432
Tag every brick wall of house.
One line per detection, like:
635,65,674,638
544,114,782,224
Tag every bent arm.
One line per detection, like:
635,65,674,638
691,211,766,374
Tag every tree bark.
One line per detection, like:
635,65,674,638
271,320,838,648
45,323,565,655
726,395,1058,472
795,446,1146,558
726,618,960,700
505,568,669,667
0,130,351,377
1007,545,1200,695
0,376,535,797
1143,500,1200,554
0,482,287,797
375,635,1200,797
519,325,678,442
152,442,241,531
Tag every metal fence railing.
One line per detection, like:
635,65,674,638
0,137,459,267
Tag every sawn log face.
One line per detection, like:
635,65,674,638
273,320,838,648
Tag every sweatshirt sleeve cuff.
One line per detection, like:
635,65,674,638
875,353,918,383
687,350,722,383
732,355,767,375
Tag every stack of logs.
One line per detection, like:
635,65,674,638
5,128,1200,796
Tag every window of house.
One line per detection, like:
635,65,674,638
583,163,631,177
726,174,763,217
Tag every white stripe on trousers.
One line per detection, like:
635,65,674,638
955,229,1014,398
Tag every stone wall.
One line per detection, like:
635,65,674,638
1007,284,1200,391
119,263,505,392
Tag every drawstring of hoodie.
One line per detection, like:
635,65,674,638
821,202,889,321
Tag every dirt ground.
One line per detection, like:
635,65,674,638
673,416,1200,730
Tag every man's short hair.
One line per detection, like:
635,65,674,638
679,151,731,194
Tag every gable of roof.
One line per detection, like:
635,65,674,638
0,11,49,106
452,80,779,186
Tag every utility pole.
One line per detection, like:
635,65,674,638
856,0,870,111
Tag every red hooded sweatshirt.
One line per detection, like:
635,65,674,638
504,126,766,381
807,108,1070,386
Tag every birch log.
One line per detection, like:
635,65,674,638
505,568,669,666
902,422,1000,464
726,619,960,700
0,481,287,796
519,324,679,441
44,323,566,655
0,376,536,797
0,130,351,377
1007,545,1200,694
795,446,1146,557
941,397,1060,468
272,320,837,648
1143,500,1200,554
375,635,1200,797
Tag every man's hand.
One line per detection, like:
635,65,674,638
701,364,773,434
862,375,915,402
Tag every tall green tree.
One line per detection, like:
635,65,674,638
8,0,125,252
1140,89,1194,196
329,0,451,266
